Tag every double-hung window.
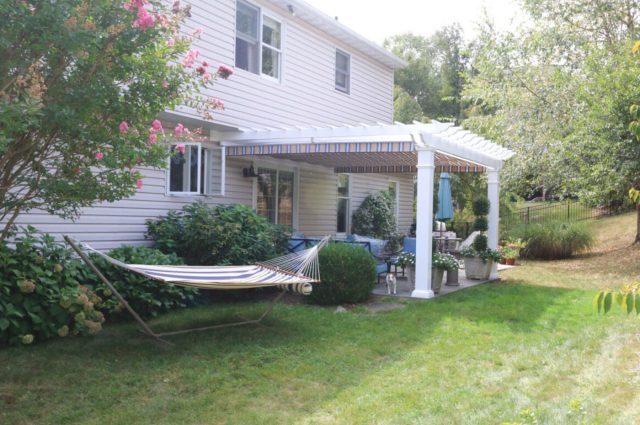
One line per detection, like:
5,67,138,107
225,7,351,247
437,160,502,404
235,0,282,80
256,167,295,226
335,50,350,93
167,143,225,196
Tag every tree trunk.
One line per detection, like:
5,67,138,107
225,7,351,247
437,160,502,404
636,203,640,245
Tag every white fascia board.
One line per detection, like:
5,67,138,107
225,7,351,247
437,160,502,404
418,132,503,170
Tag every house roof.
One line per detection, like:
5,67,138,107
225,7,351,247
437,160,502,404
266,0,407,69
220,121,514,172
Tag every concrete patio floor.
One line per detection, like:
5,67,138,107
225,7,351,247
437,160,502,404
373,264,515,299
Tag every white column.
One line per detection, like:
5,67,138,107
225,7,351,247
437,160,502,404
412,148,435,299
487,169,500,279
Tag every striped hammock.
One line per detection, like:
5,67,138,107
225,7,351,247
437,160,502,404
83,237,330,295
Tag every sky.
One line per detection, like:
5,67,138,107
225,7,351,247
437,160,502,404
303,0,526,44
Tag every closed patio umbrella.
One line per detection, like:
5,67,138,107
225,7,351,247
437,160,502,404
435,173,454,222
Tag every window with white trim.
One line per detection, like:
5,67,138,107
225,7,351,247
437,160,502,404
337,174,351,234
335,50,350,93
235,0,282,79
167,143,225,196
256,167,295,225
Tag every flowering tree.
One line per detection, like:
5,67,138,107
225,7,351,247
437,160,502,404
0,0,232,241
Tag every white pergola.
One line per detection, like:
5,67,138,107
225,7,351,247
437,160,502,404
218,121,514,299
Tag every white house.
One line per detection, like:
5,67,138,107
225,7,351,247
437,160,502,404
14,0,513,298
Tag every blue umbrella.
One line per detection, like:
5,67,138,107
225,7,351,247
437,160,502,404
435,173,454,222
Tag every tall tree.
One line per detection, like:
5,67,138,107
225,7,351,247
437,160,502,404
385,25,467,123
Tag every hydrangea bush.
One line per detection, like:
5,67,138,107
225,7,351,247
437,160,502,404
0,227,105,346
0,0,232,241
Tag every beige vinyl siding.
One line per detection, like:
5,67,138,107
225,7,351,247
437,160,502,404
10,158,254,251
178,0,394,129
297,168,338,237
350,174,414,235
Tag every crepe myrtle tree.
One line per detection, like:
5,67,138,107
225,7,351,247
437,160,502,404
0,0,233,241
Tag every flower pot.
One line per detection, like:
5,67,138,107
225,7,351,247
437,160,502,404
431,268,445,294
463,257,493,280
406,265,415,291
505,258,516,266
446,268,459,286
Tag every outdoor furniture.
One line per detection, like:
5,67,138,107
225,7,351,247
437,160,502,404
66,235,330,345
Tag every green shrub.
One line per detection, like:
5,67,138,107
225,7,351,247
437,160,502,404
472,233,489,252
352,191,397,240
473,216,488,232
308,243,376,305
517,222,594,260
472,197,490,216
0,227,105,346
81,246,198,319
146,202,292,265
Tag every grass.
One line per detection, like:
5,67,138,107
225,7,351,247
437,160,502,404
2,214,640,424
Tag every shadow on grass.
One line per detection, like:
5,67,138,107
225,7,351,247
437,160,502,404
0,282,595,425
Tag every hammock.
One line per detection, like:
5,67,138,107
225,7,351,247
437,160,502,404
64,235,330,345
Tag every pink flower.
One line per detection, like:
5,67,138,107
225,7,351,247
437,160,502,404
95,151,104,160
119,121,129,134
133,6,155,30
181,48,200,68
217,64,233,79
193,27,203,37
151,119,163,131
196,65,206,75
201,60,209,67
166,37,175,47
136,179,144,189
162,80,169,88
148,133,157,145
212,98,224,109
202,72,212,82
176,143,186,154
174,123,184,136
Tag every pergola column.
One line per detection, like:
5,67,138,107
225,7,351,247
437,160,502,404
487,169,500,279
412,147,435,299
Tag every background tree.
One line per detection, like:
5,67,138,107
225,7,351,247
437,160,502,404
0,0,227,241
384,25,467,123
462,0,640,242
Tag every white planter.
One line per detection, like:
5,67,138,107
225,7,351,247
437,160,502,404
406,266,445,293
431,268,445,294
406,266,415,291
463,257,493,280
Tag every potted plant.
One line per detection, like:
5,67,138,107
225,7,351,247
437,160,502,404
499,246,518,265
461,197,502,280
397,252,416,289
433,252,459,292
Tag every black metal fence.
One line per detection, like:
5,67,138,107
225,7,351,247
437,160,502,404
501,200,625,232
451,200,630,240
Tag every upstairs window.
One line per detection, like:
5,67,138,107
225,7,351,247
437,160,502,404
235,1,282,80
335,50,350,93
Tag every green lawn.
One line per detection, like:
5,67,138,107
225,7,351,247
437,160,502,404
2,215,640,424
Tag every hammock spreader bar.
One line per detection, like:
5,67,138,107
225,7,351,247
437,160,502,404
64,235,330,345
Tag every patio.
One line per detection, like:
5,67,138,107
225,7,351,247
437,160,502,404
221,120,515,299
372,264,516,298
